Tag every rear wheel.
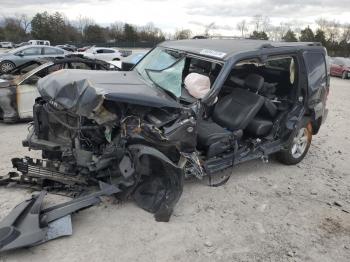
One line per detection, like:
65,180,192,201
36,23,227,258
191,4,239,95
342,71,348,79
0,61,15,73
277,123,312,165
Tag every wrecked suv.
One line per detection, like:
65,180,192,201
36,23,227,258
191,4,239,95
6,39,329,231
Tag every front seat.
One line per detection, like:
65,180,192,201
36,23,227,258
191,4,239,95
212,87,265,131
197,74,266,157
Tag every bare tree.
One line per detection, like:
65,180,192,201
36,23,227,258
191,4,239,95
236,20,248,37
267,22,292,41
204,22,216,36
252,14,263,32
19,14,31,33
327,20,341,42
261,16,271,32
76,15,95,37
341,23,350,42
110,21,124,40
315,18,328,31
174,29,192,40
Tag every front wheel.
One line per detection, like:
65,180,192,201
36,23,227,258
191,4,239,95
0,61,15,73
276,123,312,165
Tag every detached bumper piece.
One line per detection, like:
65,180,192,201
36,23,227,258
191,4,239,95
0,182,120,252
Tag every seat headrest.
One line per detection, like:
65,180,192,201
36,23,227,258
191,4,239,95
244,74,264,92
184,73,211,99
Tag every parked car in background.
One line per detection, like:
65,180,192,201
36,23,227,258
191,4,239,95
0,57,117,123
0,60,44,77
330,57,350,79
28,40,50,46
14,42,29,48
77,45,93,52
79,47,122,61
121,52,147,70
0,45,69,73
119,50,132,57
0,42,14,48
56,44,77,52
109,51,147,70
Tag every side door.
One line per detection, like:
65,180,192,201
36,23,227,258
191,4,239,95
330,59,338,76
98,49,117,61
303,51,328,121
43,47,65,58
333,58,343,76
15,46,42,65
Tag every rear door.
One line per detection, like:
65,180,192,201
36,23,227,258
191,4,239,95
303,51,328,120
333,58,343,76
96,49,117,61
43,47,65,58
16,46,42,65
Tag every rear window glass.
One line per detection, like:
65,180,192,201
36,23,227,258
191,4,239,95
266,57,292,71
22,47,41,56
102,49,115,53
303,52,327,91
44,47,59,55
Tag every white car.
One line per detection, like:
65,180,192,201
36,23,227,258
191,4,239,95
28,40,50,46
0,42,13,48
79,47,122,62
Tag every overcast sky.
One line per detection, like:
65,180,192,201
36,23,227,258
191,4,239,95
1,0,349,34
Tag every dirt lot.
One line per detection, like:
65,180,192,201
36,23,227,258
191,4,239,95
0,77,349,262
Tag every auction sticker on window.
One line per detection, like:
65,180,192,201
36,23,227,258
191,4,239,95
199,49,226,58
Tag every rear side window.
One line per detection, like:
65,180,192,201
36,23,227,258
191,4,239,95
303,52,327,91
44,47,60,55
21,47,42,56
98,49,115,53
266,57,292,71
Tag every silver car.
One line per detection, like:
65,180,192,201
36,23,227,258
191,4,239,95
0,45,69,73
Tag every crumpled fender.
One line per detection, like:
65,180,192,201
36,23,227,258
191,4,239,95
128,144,184,222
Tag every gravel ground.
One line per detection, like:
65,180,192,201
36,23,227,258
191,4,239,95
0,77,349,262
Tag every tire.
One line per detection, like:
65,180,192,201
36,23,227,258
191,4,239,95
276,122,312,165
0,61,15,73
342,71,348,79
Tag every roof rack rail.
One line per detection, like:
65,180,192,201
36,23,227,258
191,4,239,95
260,43,274,49
307,42,322,46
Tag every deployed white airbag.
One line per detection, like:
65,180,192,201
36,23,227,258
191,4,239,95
184,73,211,99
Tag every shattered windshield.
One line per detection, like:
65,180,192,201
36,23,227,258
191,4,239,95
135,47,185,97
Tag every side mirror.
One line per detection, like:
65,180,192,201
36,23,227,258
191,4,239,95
17,52,24,57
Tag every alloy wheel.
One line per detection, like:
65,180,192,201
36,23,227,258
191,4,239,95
291,128,309,159
0,62,15,73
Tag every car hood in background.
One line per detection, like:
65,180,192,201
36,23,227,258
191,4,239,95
38,69,181,117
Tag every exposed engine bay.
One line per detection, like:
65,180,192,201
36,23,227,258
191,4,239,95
6,69,203,226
